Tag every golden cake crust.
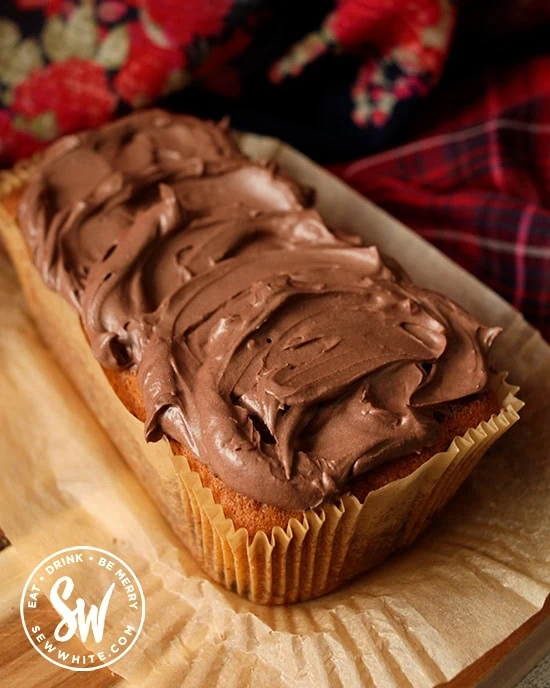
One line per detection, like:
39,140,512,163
104,363,501,535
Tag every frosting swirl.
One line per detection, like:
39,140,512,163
18,111,500,510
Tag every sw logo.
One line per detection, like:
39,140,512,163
20,546,145,672
51,575,115,643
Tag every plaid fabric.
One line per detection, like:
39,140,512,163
334,55,550,339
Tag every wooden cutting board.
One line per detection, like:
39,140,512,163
1,543,548,687
1,546,122,688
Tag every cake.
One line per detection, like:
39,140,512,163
0,111,522,603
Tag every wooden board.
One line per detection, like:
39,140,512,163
446,602,550,687
0,546,123,688
1,542,547,687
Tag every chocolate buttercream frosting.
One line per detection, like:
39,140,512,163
18,110,500,511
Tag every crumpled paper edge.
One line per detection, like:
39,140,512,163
171,373,523,603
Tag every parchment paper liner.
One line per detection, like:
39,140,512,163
0,158,522,606
170,374,521,604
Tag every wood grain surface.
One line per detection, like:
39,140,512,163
1,546,123,688
1,541,547,688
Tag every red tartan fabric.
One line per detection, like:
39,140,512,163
334,56,550,339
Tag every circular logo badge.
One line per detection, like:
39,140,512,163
20,546,145,672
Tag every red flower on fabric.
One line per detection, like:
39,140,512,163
193,27,251,97
194,28,251,79
326,0,454,127
15,0,64,15
331,0,443,52
98,1,130,23
142,0,233,47
12,58,117,135
114,22,185,106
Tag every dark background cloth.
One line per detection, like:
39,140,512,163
0,0,456,162
160,4,550,160
333,54,550,339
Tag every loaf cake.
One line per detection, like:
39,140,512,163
0,111,522,603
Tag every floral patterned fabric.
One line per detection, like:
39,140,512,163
0,0,456,164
